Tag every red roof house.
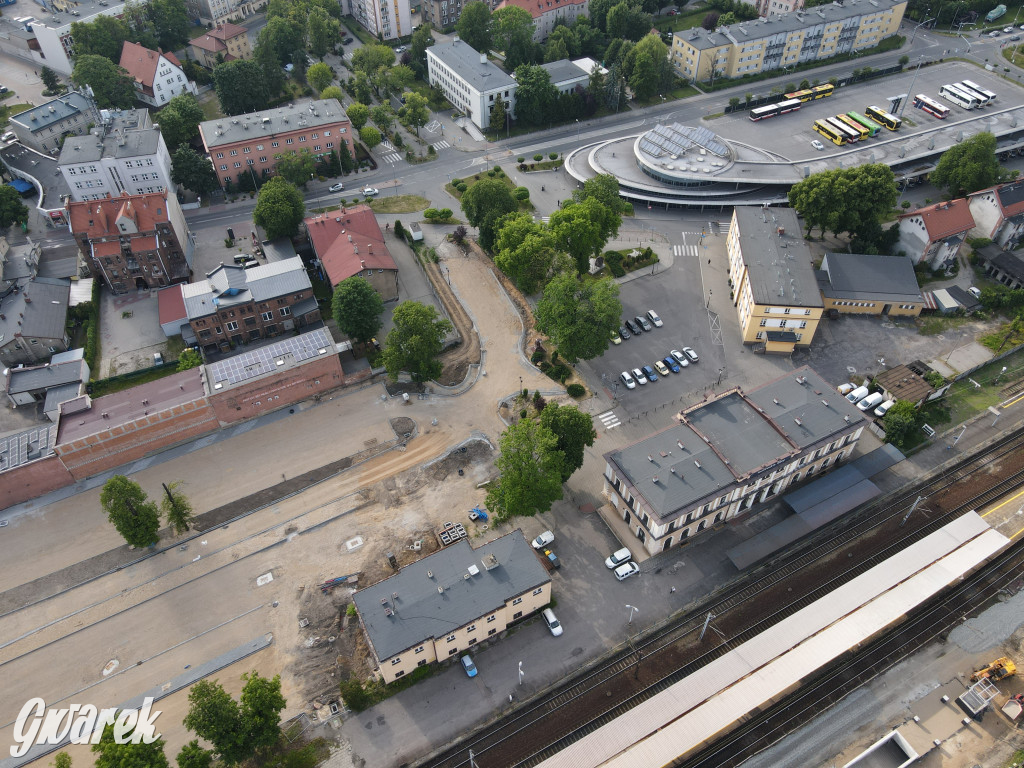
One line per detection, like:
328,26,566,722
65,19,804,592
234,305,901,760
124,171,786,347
896,198,976,270
305,206,399,301
119,41,197,107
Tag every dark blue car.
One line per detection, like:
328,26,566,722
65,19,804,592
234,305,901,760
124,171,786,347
663,356,681,373
642,364,658,382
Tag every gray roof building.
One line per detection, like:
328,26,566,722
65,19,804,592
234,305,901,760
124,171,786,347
199,99,351,151
538,59,588,92
426,40,518,130
6,357,90,408
8,92,101,155
353,530,551,662
817,252,923,304
0,144,72,212
0,238,41,287
733,207,822,308
428,40,517,93
181,257,312,319
0,277,72,367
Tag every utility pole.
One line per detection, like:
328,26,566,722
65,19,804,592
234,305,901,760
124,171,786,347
900,495,927,527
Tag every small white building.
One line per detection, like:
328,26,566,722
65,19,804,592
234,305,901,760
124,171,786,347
895,199,976,271
119,41,198,108
427,40,517,131
8,92,100,156
58,109,175,202
967,180,1024,250
7,1,129,76
539,60,590,95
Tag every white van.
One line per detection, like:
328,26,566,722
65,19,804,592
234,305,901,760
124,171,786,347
845,386,869,404
857,392,885,412
542,608,563,636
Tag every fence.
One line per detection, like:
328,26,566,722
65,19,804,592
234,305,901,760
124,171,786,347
723,63,905,115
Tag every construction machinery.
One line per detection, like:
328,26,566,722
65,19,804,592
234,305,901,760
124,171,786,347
970,657,1017,683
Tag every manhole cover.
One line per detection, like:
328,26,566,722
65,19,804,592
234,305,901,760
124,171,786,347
346,537,364,551
846,366,857,374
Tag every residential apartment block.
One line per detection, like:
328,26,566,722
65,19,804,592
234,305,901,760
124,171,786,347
421,0,466,30
348,0,412,41
352,530,552,683
816,252,923,317
184,0,267,26
199,100,353,188
727,207,823,354
895,198,975,270
427,40,517,130
188,23,253,68
495,0,589,41
967,180,1024,250
119,42,197,108
67,190,195,294
305,206,399,300
5,1,128,75
602,367,866,557
754,0,806,16
8,92,100,156
181,258,321,353
58,108,174,202
670,0,905,82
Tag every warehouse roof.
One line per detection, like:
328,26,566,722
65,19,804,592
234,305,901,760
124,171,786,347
817,252,922,303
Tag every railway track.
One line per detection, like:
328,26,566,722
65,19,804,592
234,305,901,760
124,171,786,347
413,426,1024,768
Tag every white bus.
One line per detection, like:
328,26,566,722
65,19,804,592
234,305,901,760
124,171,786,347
939,84,980,109
958,80,996,105
825,116,860,143
914,94,950,118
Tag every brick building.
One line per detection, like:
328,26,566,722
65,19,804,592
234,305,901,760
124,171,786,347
119,41,198,108
199,100,353,189
67,190,195,293
182,257,320,354
188,23,253,68
305,206,399,300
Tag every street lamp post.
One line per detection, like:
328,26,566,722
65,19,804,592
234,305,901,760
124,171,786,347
898,58,925,116
576,118,580,141
626,604,639,625
518,661,524,686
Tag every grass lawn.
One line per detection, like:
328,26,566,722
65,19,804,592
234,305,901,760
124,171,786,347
653,7,712,33
89,365,182,398
980,321,1024,352
920,347,1024,427
369,194,430,213
916,314,971,335
1,103,34,126
343,19,378,46
197,90,224,120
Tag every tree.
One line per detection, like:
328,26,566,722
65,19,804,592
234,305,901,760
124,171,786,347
351,45,397,98
493,212,556,293
350,71,373,104
456,1,493,52
320,85,344,103
549,199,609,274
307,7,340,57
274,150,317,186
71,55,135,109
882,400,918,449
177,348,203,371
40,66,61,93
161,481,195,535
70,15,130,63
606,0,652,41
626,34,672,100
253,177,305,240
384,65,415,100
306,61,335,93
253,37,285,97
176,742,213,768
543,35,569,63
460,177,519,250
490,97,508,135
148,0,191,51
158,93,205,153
572,173,630,215
702,10,720,28
788,164,897,239
486,420,565,523
535,272,622,363
359,126,382,150
184,673,285,766
401,92,430,136
347,102,369,132
930,132,1007,196
100,475,161,548
381,301,453,383
214,60,270,115
492,5,537,70
539,403,597,481
171,146,219,197
237,672,287,753
512,65,557,127
338,141,355,174
52,753,71,768
370,104,394,131
92,722,169,768
332,276,384,345
257,15,305,65
409,24,435,78
0,186,29,228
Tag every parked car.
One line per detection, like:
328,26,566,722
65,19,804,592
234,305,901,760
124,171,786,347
362,187,379,196
874,399,895,418
968,286,982,299
642,364,658,382
811,139,825,150
543,549,560,569
614,561,640,581
682,346,699,363
329,182,344,192
461,654,478,677
605,547,632,569
624,319,640,335
670,349,690,367
153,352,164,366
343,36,354,43
610,328,621,345
663,356,681,374
837,382,855,395
857,392,885,412
646,309,663,328
989,30,1001,37
654,360,670,377
395,45,407,53
1,131,15,143
532,530,555,549
618,325,631,340
542,607,563,636
620,370,637,389
635,315,652,332
1004,25,1014,32
845,385,870,403
632,367,648,385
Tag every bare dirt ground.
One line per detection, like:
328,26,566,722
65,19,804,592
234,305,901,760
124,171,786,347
425,239,482,386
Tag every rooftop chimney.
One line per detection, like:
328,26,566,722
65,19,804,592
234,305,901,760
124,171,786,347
480,52,487,64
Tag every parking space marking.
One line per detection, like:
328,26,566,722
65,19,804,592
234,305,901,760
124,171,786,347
425,120,441,133
597,410,621,429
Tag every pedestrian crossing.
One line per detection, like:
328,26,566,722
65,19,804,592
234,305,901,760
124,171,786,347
432,140,451,151
381,152,402,164
596,410,621,430
381,140,395,150
673,244,698,258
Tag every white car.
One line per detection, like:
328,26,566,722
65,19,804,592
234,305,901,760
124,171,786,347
967,286,982,299
631,367,648,385
682,347,699,364
670,349,690,367
329,182,344,192
362,187,379,196
1004,26,1014,32
614,561,640,581
846,385,869,403
874,399,895,418
532,530,555,549
605,547,632,569
857,392,885,412
620,370,636,390
811,139,825,150
646,309,663,328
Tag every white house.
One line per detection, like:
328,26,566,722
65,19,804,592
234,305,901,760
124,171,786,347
58,108,175,202
119,41,198,108
539,60,590,95
895,199,976,271
966,181,1024,250
427,40,517,131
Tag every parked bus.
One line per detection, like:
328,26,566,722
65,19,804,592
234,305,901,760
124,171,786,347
914,94,950,118
865,105,902,130
836,114,871,140
785,88,815,102
813,120,845,146
959,80,996,105
749,98,803,121
826,116,860,143
845,111,881,137
812,83,836,99
939,83,981,109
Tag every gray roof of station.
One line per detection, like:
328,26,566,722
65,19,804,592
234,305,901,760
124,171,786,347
539,59,587,85
181,257,311,319
734,207,822,308
43,381,82,412
353,530,550,661
818,252,923,303
428,41,516,93
199,99,349,150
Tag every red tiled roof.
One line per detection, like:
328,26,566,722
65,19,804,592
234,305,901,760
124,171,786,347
158,285,186,326
68,191,173,240
119,41,182,89
496,0,587,19
305,206,397,287
898,198,975,241
189,23,248,52
130,234,159,252
92,240,121,257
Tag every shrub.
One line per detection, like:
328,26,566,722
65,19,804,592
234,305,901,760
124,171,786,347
340,678,373,712
438,208,453,219
346,603,357,617
517,156,525,163
423,207,439,220
557,366,572,383
520,409,528,419
567,383,585,398
519,163,527,171
533,153,543,161
538,360,551,371
394,220,405,239
548,152,557,160
531,349,545,363
487,169,496,177
551,350,559,362
514,186,530,201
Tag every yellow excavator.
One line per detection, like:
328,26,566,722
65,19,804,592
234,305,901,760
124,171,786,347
970,657,1017,683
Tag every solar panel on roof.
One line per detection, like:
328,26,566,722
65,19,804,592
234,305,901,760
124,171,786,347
207,328,332,386
639,123,729,159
